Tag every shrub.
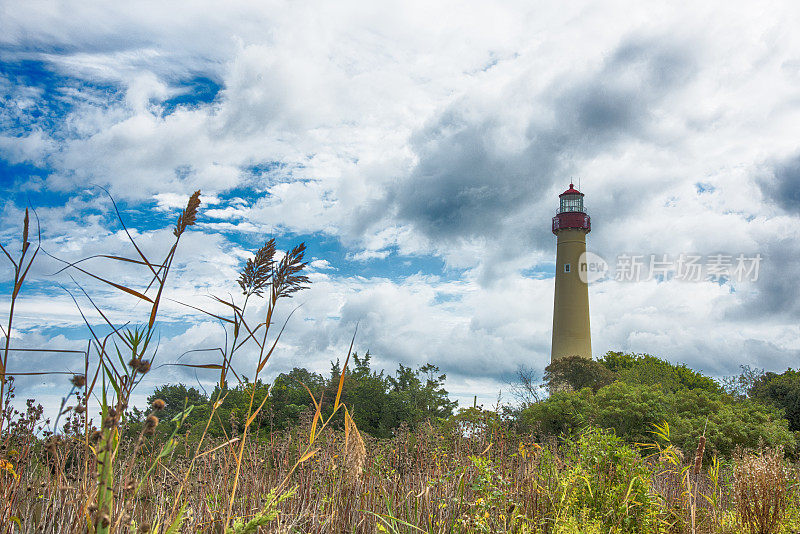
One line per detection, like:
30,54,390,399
557,428,660,533
522,382,798,458
599,351,723,394
750,368,800,432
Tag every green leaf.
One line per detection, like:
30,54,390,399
165,504,187,534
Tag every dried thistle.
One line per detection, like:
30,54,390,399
273,243,310,299
144,414,159,435
71,374,86,388
128,358,151,374
238,239,276,297
151,398,166,411
102,415,118,429
174,190,201,237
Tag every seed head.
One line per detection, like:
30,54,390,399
693,435,706,474
144,414,159,435
273,243,310,299
102,416,116,429
128,358,151,374
174,190,201,237
71,374,86,388
151,398,166,411
238,238,276,297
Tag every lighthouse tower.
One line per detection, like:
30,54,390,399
551,183,592,361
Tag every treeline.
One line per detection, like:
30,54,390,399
522,353,800,458
134,350,800,459
134,352,456,440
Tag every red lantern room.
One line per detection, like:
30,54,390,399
552,183,591,234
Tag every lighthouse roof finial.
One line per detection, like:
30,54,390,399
560,182,583,197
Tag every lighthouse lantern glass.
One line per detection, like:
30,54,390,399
559,194,584,213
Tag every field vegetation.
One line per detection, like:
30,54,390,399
2,191,800,533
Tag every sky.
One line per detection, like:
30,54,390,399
2,1,800,417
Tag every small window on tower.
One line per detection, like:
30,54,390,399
564,263,571,273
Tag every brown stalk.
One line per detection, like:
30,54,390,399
0,207,40,442
223,241,309,529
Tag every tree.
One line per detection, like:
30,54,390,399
147,383,207,426
722,364,764,399
598,351,722,394
323,354,457,437
750,368,800,432
506,365,542,407
269,367,326,429
389,363,457,426
136,353,458,439
544,355,616,392
521,380,797,458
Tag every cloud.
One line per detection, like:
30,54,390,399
761,153,800,214
3,0,800,417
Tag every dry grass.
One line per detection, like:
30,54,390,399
3,408,800,533
733,447,789,534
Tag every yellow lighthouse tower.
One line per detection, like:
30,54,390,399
551,183,592,361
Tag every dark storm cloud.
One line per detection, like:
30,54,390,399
735,153,800,319
384,36,696,253
761,153,800,214
730,237,800,320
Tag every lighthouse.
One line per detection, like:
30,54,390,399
551,183,592,361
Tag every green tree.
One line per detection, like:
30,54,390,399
324,353,457,437
521,381,797,457
749,368,800,431
544,355,616,392
598,351,722,393
522,388,592,437
591,382,669,445
146,383,208,427
269,367,325,429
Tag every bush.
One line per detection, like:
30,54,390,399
750,368,800,432
556,428,660,532
521,382,797,458
599,351,723,394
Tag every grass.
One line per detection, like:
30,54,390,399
4,407,800,533
2,190,800,533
